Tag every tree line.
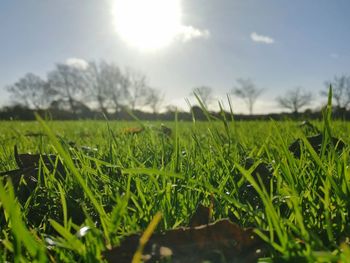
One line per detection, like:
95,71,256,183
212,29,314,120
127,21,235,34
3,59,350,120
6,60,164,116
193,74,350,115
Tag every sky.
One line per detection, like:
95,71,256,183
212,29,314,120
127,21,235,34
0,0,349,114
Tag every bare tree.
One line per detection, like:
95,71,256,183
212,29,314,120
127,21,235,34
84,61,109,114
47,63,89,114
192,86,213,108
165,104,178,112
124,69,151,110
83,60,131,114
276,87,312,114
101,63,130,112
321,75,350,109
145,88,164,113
232,78,263,114
6,73,55,109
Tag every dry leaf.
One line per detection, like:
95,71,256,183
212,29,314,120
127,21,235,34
103,219,267,263
189,204,211,227
289,134,346,158
122,127,144,135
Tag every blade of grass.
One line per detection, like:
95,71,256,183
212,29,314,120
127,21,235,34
132,212,162,263
0,180,46,261
35,114,111,247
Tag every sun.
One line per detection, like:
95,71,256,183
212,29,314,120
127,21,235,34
113,0,182,50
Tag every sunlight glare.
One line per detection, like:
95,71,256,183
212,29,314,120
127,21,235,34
113,0,182,50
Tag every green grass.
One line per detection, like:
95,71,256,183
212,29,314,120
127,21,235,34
1,112,350,261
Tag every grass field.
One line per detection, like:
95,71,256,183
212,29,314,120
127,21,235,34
1,103,350,262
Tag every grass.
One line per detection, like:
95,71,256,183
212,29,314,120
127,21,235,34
1,103,350,261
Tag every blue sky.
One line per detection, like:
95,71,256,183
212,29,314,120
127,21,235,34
0,0,349,113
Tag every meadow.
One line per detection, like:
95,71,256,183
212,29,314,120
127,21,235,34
1,103,350,262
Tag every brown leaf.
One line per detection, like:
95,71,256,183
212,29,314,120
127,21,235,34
189,204,211,227
160,124,172,136
24,132,46,138
299,120,320,135
189,196,214,227
239,159,275,208
289,134,346,158
103,219,267,263
1,146,66,191
122,127,144,135
14,145,61,170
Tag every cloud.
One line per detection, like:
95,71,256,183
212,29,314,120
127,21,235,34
250,32,275,44
65,58,89,70
178,25,210,42
330,53,339,59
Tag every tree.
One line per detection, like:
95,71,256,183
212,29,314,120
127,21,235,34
232,78,263,114
82,61,130,114
47,63,89,114
84,61,109,114
124,69,151,110
276,87,312,114
165,104,178,112
6,73,55,109
146,88,164,113
192,86,213,108
321,75,350,109
100,63,130,112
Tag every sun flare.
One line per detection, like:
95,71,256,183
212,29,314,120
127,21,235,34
113,0,182,50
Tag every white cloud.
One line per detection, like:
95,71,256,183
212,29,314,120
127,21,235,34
250,32,275,44
330,53,339,59
65,58,89,70
178,25,210,42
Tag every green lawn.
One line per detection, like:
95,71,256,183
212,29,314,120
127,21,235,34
1,113,350,262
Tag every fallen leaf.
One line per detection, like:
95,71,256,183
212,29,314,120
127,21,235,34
24,132,46,138
239,159,275,208
14,145,64,171
122,127,144,135
299,121,320,135
0,146,66,197
289,134,346,158
189,204,211,227
160,124,172,136
103,219,267,263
